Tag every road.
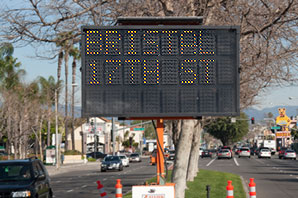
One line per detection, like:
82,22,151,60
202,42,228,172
199,154,298,198
50,158,156,198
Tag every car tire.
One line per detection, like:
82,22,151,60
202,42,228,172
101,169,106,172
249,156,251,158
238,156,240,158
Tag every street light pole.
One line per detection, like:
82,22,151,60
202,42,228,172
55,90,60,170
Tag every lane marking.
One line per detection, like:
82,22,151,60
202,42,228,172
82,185,87,188
103,178,107,181
233,157,239,166
206,158,216,167
67,190,73,193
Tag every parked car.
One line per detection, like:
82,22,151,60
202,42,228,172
129,153,142,162
168,150,175,161
199,148,204,157
258,148,271,159
119,155,130,167
86,152,107,160
201,149,213,158
239,147,251,158
283,150,297,160
278,147,288,159
217,149,232,159
101,156,123,172
0,157,53,198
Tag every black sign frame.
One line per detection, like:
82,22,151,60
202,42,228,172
81,26,240,118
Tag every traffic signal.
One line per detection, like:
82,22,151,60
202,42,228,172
251,117,255,124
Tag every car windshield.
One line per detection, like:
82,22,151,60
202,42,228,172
169,151,175,154
0,164,32,182
104,156,120,161
130,154,139,157
119,156,126,159
286,150,295,153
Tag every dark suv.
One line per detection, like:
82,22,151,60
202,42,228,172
0,158,53,198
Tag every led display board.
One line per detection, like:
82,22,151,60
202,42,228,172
81,26,240,117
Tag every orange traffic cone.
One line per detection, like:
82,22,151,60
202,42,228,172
249,178,256,198
97,180,108,198
115,179,122,198
226,180,234,198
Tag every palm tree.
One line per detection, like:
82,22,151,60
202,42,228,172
69,47,80,150
55,32,73,151
38,76,63,146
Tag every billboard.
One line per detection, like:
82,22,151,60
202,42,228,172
81,26,240,117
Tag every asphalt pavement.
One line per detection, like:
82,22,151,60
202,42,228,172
47,157,156,198
199,154,298,198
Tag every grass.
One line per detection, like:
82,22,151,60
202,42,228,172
124,169,246,198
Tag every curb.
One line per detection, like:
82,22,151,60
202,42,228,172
240,176,249,198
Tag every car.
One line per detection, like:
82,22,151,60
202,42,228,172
283,150,296,160
250,147,257,156
217,149,232,159
118,155,130,167
278,147,288,159
258,148,271,159
129,153,142,162
101,156,123,172
86,152,107,160
199,148,204,157
168,150,175,161
201,149,213,158
222,146,233,156
235,147,241,155
239,147,251,158
0,157,53,198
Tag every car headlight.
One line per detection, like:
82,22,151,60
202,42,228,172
101,163,106,167
12,191,31,197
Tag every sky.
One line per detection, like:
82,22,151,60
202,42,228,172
13,44,298,110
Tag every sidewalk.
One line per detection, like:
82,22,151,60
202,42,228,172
45,162,100,176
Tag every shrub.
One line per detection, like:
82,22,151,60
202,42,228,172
87,157,96,162
63,150,82,155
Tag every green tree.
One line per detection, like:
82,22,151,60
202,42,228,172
205,112,249,146
38,76,62,146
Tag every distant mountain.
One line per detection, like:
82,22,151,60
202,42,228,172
243,106,298,122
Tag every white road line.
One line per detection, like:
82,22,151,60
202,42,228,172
82,185,87,188
233,157,239,166
206,158,216,167
290,175,293,177
56,181,61,183
67,190,73,193
296,177,298,179
103,178,107,181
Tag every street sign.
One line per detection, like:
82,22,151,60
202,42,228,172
134,128,145,131
81,26,240,117
271,126,281,130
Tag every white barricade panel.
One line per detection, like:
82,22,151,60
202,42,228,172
132,185,175,198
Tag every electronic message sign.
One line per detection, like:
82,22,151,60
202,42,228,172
81,26,240,117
